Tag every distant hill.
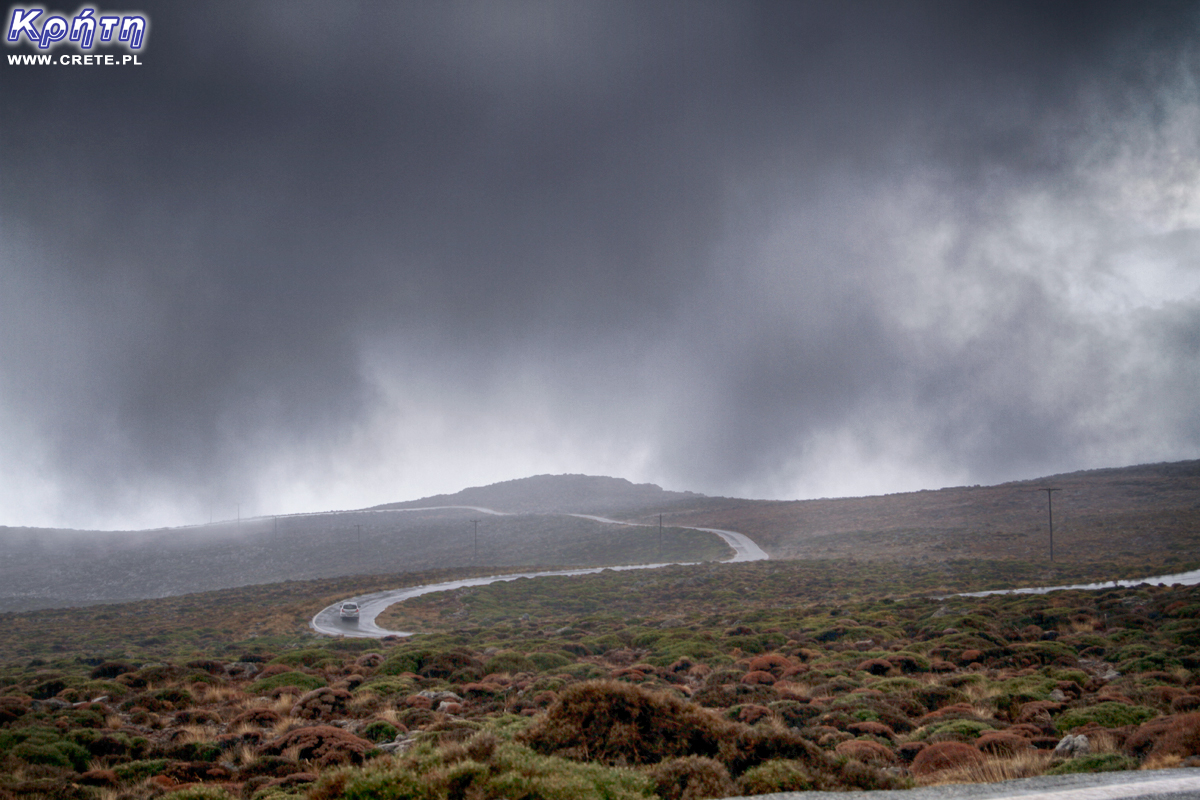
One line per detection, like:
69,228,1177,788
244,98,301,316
650,460,1200,569
370,473,703,515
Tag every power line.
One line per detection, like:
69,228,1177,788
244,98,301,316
1040,488,1061,562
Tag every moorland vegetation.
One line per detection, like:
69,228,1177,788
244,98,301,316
3,557,1200,799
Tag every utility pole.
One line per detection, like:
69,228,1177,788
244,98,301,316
1041,488,1061,562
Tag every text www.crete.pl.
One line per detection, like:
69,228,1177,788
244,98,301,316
9,52,141,65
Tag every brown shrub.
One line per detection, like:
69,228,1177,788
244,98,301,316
1125,713,1200,760
911,741,985,776
835,739,897,766
647,756,737,800
229,707,282,728
917,703,981,726
847,720,895,739
747,654,790,676
292,687,354,720
518,679,734,766
737,705,773,725
741,671,776,685
1016,700,1066,725
1172,695,1200,714
354,653,384,669
959,649,984,665
975,732,1033,757
260,724,375,767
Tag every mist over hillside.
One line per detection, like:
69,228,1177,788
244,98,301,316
0,504,726,613
3,461,1196,613
371,474,703,515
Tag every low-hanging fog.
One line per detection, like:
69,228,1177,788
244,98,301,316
2,1,1199,530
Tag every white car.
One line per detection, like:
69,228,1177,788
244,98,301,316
338,601,360,622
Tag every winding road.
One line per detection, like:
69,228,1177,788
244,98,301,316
310,507,767,638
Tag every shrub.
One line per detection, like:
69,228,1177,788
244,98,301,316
483,650,536,675
268,649,341,669
1056,702,1157,732
646,756,736,800
518,679,732,766
292,687,354,720
251,671,326,695
361,720,399,743
529,652,572,672
835,739,896,766
910,741,985,776
260,725,376,768
89,660,136,679
736,759,815,794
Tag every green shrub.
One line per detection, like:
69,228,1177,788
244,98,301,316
1,727,90,771
251,671,326,695
913,719,994,743
529,652,572,672
361,720,399,743
268,649,341,669
1056,702,1158,732
161,788,238,800
737,759,815,794
114,758,170,781
484,651,536,675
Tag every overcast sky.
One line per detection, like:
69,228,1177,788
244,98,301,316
3,1,1199,530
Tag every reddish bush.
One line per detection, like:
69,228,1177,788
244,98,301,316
403,694,434,709
747,654,790,676
260,725,375,767
910,741,985,776
847,721,895,739
518,680,735,766
1125,713,1200,760
959,649,984,665
975,732,1033,757
1015,700,1066,725
737,704,773,725
354,653,384,669
292,687,353,720
229,708,282,728
897,741,926,763
1171,695,1200,714
835,739,897,766
741,671,776,685
917,703,980,726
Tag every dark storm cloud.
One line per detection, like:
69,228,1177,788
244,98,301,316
2,1,1198,526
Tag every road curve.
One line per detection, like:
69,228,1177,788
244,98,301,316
310,507,768,638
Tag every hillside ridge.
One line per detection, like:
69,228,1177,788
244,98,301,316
370,472,703,515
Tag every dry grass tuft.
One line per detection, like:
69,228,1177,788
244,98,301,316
920,749,1053,785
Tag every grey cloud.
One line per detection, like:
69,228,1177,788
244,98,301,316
2,1,1199,526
